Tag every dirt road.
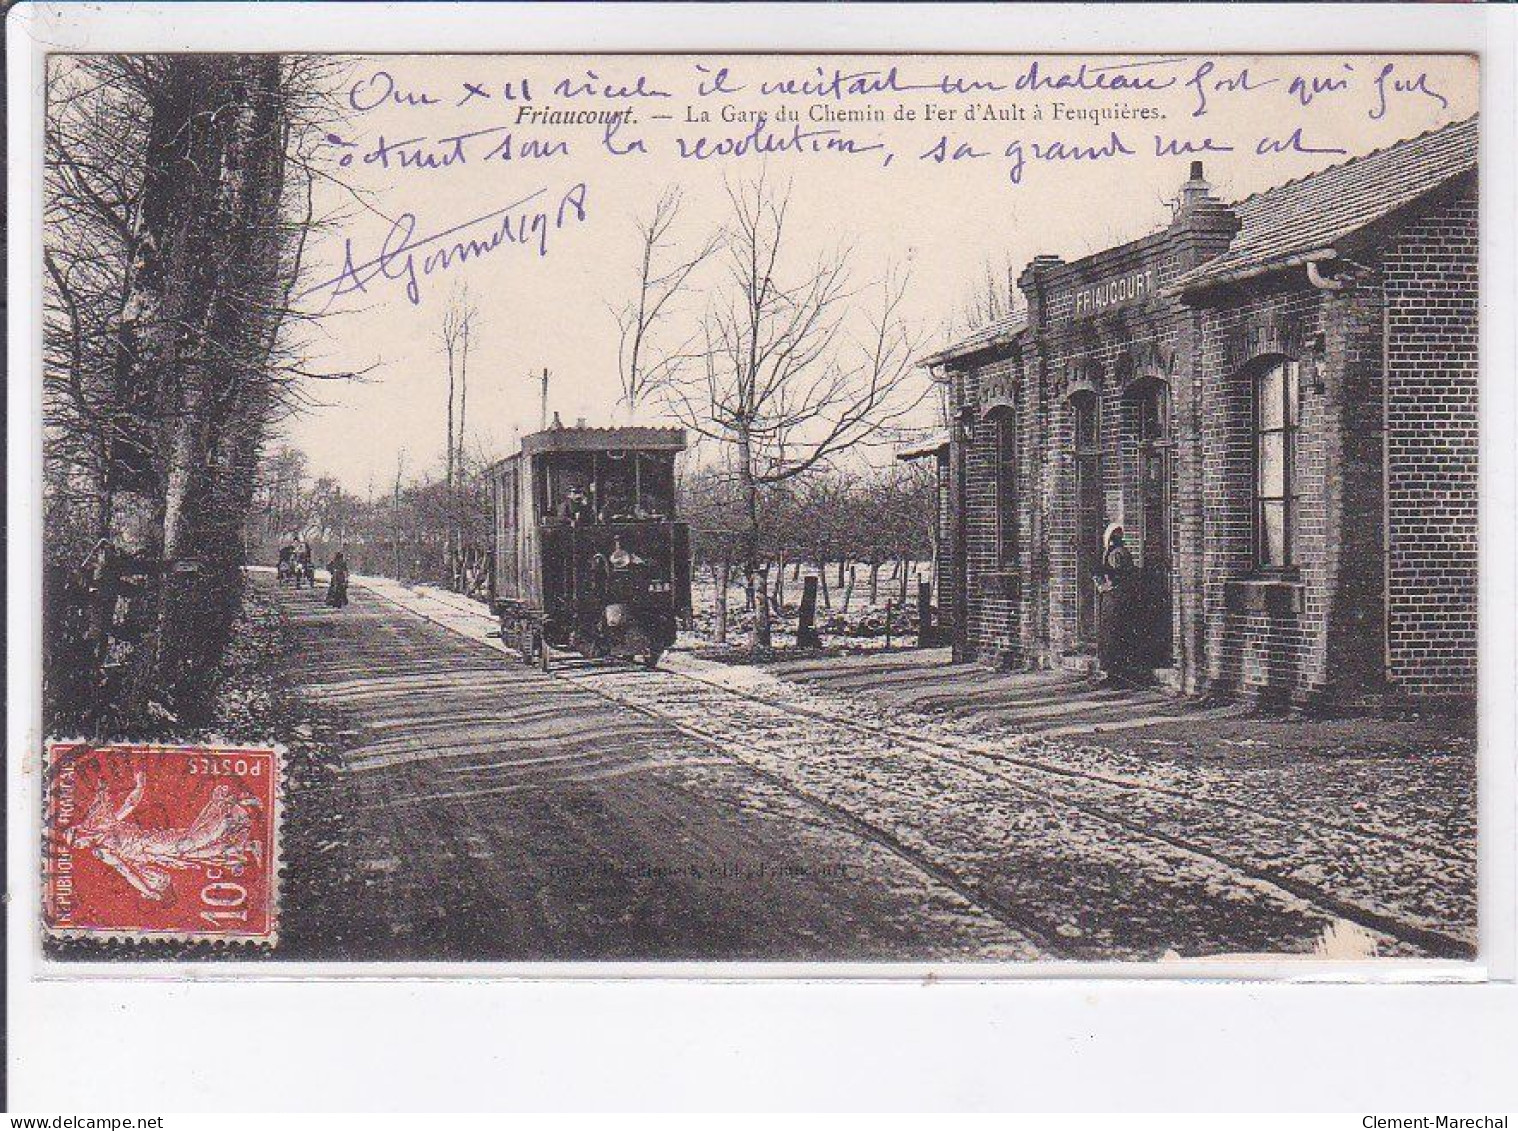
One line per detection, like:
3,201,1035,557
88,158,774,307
266,575,1037,961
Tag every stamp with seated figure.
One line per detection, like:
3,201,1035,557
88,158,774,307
43,743,280,944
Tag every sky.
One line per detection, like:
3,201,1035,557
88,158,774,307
277,52,1479,493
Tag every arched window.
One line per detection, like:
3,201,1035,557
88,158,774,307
993,408,1018,567
1070,391,1103,641
1255,358,1300,569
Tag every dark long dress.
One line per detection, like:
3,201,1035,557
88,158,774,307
1096,543,1139,682
326,557,350,608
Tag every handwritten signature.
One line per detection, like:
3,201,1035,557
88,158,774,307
300,184,590,308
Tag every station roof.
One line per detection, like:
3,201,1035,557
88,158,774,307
1170,115,1478,295
918,116,1478,369
896,431,950,460
917,312,1029,372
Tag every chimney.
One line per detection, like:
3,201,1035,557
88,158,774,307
1017,253,1065,330
1175,161,1213,219
575,416,587,430
1169,159,1240,269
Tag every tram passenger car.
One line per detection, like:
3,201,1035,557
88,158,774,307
487,425,691,668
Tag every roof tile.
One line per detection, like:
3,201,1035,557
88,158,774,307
1174,115,1478,291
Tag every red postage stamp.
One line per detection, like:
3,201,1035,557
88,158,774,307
43,743,280,943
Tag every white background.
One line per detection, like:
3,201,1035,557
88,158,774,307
8,2,1518,1112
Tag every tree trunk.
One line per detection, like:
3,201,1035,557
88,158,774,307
444,342,457,588
869,561,881,606
843,566,856,614
127,56,290,725
106,59,219,726
736,430,770,653
899,557,910,606
753,563,772,651
455,321,469,590
391,471,403,581
711,559,730,644
156,384,214,693
817,562,831,609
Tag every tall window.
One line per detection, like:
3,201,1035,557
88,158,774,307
1255,358,1300,569
995,410,1018,567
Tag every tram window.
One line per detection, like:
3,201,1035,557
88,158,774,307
542,457,593,519
598,453,636,520
637,459,675,518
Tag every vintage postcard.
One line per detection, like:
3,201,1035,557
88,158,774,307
33,48,1483,967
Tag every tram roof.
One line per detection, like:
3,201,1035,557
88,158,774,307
484,425,688,473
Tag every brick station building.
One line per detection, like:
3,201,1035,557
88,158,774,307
920,116,1478,706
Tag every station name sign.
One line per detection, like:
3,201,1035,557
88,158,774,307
1069,268,1157,320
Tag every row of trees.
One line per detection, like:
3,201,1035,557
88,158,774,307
248,441,936,648
249,445,492,593
680,458,938,644
43,56,334,732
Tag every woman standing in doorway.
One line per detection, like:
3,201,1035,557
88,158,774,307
1095,523,1141,686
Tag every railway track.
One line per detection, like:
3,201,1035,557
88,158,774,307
359,580,1474,961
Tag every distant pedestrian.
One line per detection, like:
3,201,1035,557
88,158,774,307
296,540,314,589
277,543,296,585
326,550,350,608
1095,523,1142,686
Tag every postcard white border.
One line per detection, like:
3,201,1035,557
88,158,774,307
8,1,1517,1111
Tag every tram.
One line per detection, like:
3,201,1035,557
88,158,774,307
486,424,691,669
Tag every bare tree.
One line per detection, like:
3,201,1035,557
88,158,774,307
670,173,929,654
438,287,477,588
855,462,936,607
955,249,1021,334
790,470,860,611
614,187,720,414
391,450,408,582
42,55,345,731
679,462,748,645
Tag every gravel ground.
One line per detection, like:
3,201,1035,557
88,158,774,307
265,576,1039,961
760,653,1478,955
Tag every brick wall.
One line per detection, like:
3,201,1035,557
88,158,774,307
933,447,953,635
960,358,1024,667
1190,281,1395,706
1383,191,1479,696
942,180,1476,705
